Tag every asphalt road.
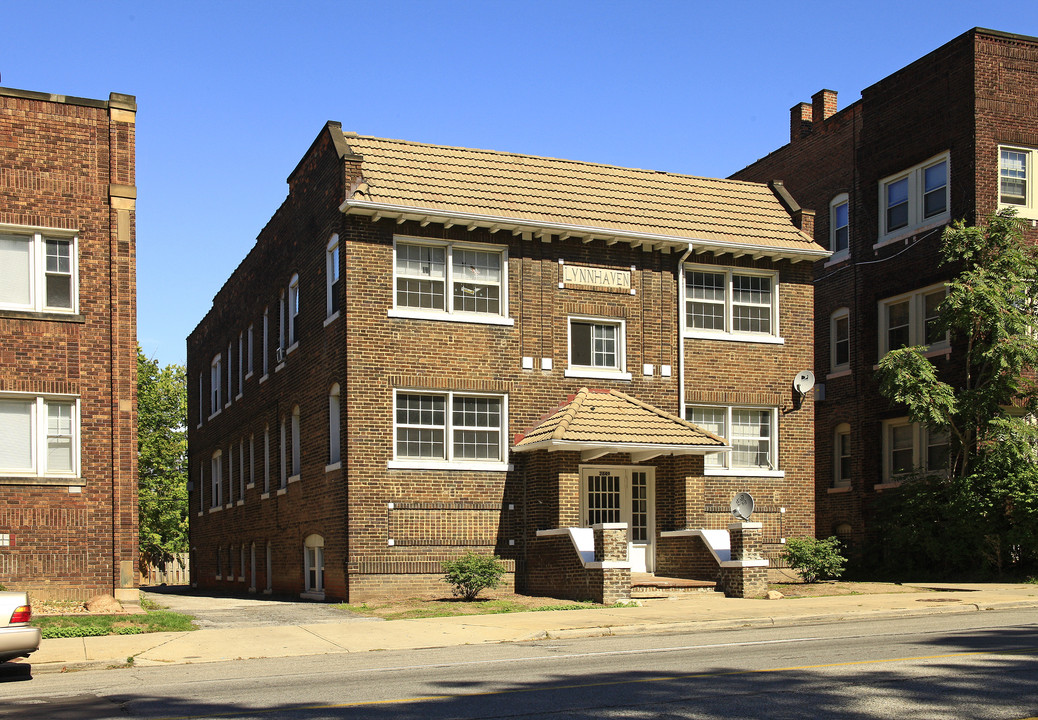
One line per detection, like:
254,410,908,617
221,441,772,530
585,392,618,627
2,609,1036,719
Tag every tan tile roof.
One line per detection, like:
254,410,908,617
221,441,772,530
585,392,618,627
513,388,728,455
339,133,826,255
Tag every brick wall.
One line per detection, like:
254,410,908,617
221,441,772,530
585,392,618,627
0,88,138,601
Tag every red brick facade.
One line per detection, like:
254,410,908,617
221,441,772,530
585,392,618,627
188,126,818,602
0,87,138,602
731,28,1038,551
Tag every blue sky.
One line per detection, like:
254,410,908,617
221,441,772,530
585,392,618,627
5,1,1035,366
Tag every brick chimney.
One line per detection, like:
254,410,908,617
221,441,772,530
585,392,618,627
812,89,838,123
789,102,812,142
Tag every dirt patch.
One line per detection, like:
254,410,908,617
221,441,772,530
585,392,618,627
768,581,928,598
340,591,604,620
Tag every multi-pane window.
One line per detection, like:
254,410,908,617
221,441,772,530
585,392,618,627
326,234,340,317
686,405,778,473
879,153,950,239
883,419,950,482
393,391,506,465
585,471,621,525
288,274,299,347
210,355,222,415
830,195,849,257
569,318,624,373
879,284,948,355
1000,147,1032,209
834,423,851,488
0,396,78,478
685,266,779,339
0,230,77,313
304,535,324,594
393,238,507,319
831,309,850,371
210,451,222,508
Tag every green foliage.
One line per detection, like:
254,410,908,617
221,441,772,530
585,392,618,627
137,347,189,570
782,536,847,583
873,210,1038,576
441,552,506,600
32,610,196,637
40,625,145,639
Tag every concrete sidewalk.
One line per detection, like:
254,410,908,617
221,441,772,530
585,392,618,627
24,583,1038,674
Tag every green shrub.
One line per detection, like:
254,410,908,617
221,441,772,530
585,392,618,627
442,552,506,600
783,536,847,583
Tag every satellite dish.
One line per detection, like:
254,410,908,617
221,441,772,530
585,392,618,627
731,492,755,521
793,370,816,395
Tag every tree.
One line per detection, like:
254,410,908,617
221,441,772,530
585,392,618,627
874,209,1038,576
137,347,189,571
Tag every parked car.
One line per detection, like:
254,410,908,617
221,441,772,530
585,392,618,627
0,591,41,663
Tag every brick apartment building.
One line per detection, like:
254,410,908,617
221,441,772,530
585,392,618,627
0,87,139,602
731,27,1038,552
187,125,827,602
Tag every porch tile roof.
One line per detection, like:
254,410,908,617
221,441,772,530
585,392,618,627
512,388,727,454
338,133,825,255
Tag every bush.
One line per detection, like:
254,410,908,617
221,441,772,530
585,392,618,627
442,552,506,600
783,536,847,583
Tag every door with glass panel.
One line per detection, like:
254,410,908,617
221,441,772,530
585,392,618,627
581,466,655,573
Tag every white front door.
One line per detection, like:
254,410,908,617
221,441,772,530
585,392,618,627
581,466,655,572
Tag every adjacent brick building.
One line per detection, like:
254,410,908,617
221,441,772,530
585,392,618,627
731,27,1038,552
188,125,826,602
0,86,138,602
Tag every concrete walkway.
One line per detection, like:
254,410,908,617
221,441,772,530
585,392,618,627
22,583,1038,674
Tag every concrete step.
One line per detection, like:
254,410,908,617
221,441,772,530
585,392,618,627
630,574,719,598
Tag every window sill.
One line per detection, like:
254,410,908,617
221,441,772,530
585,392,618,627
998,203,1038,220
325,462,341,473
874,345,950,369
235,393,243,401
323,311,340,327
224,402,232,410
828,485,851,494
246,482,255,490
388,460,513,472
286,341,299,355
826,368,851,380
824,251,850,268
275,362,285,373
564,368,633,381
208,409,222,420
260,492,270,500
196,423,203,430
388,309,515,326
236,500,244,506
0,476,82,486
874,215,949,249
874,480,902,491
208,506,222,514
684,331,785,345
288,474,300,484
259,374,269,384
215,575,222,581
224,503,234,510
197,511,203,517
704,468,785,478
0,309,85,323
276,488,287,496
245,371,254,380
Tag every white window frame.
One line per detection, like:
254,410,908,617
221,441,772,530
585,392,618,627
302,534,325,599
877,152,950,245
389,236,513,326
227,443,235,505
225,342,233,408
210,450,223,508
238,437,245,502
210,354,222,417
246,324,254,378
685,404,782,477
0,225,79,314
0,394,81,479
263,424,270,494
279,417,287,489
197,373,204,428
389,390,509,471
288,273,300,352
833,422,851,488
325,234,340,322
248,433,256,489
682,264,783,344
237,332,244,398
828,194,849,263
998,145,1038,219
878,283,949,357
830,307,850,375
327,384,341,470
880,417,950,485
278,290,286,366
290,405,301,480
261,308,269,379
565,315,631,380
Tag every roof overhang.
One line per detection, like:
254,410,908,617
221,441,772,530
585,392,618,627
511,439,732,463
341,199,831,264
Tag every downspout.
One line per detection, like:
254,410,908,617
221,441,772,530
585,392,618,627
677,245,693,419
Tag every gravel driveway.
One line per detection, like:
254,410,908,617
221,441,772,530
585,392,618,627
141,586,379,630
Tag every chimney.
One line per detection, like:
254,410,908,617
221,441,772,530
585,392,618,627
812,89,838,124
790,102,812,142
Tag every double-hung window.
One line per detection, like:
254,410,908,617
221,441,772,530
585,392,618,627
326,234,340,319
210,355,222,416
881,418,950,484
878,153,950,242
0,228,78,314
830,308,850,374
288,274,299,349
878,283,948,356
684,265,781,342
829,194,849,261
210,451,223,508
391,237,511,324
686,405,780,476
391,390,508,470
833,423,851,488
566,317,630,380
999,146,1038,218
0,395,79,480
